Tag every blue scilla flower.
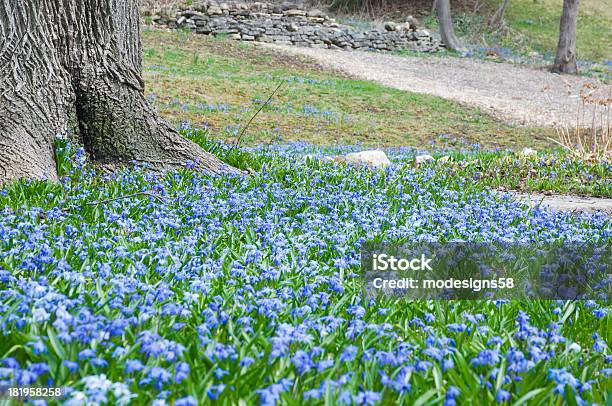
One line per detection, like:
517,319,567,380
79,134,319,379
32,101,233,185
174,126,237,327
124,359,144,373
496,389,511,403
548,368,579,394
340,346,358,362
444,386,460,406
63,360,79,373
207,385,225,400
174,362,190,383
472,349,501,367
292,350,314,375
354,390,381,406
256,379,293,406
175,396,197,406
149,367,172,390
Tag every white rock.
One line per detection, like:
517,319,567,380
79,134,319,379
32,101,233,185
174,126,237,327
414,154,435,166
521,147,537,157
344,150,391,169
437,155,451,164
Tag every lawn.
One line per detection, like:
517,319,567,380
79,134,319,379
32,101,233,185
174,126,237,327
0,139,610,404
502,0,612,63
142,29,553,149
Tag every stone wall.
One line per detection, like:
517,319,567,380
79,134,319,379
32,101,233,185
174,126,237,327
146,1,441,53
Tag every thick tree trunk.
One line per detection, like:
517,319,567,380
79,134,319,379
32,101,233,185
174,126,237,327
552,0,579,74
0,0,239,184
436,0,466,53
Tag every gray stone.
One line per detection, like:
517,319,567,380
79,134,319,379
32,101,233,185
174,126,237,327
280,1,298,11
306,9,326,18
413,154,435,166
284,9,306,17
384,21,396,31
344,150,391,169
521,147,538,157
406,15,419,28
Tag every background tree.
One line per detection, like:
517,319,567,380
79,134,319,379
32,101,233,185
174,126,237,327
488,0,511,28
0,0,238,184
435,0,467,53
552,0,580,73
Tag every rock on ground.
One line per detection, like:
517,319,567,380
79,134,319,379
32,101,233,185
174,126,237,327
344,150,391,169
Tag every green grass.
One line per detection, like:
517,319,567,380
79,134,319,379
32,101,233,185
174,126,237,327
142,29,553,150
502,0,612,62
398,149,612,198
412,0,611,79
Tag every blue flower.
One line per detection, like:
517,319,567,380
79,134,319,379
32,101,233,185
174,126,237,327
63,360,79,373
149,367,172,389
496,389,510,403
353,390,381,405
174,362,190,383
207,385,225,400
125,359,144,373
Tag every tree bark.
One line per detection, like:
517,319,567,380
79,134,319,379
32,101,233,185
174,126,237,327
435,0,466,53
552,0,579,74
0,0,239,184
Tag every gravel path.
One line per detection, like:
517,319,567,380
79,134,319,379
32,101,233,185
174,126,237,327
268,44,611,127
511,192,612,215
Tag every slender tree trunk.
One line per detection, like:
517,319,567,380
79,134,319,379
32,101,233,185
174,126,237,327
488,0,510,27
435,0,466,53
0,0,239,184
552,0,579,74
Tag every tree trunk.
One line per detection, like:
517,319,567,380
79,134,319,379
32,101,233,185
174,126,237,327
488,0,510,28
436,0,466,53
552,0,579,74
0,0,239,184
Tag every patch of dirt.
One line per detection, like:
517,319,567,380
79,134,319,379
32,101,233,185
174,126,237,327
267,44,612,128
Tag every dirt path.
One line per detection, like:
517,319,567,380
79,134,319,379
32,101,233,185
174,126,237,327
267,44,611,128
511,192,612,215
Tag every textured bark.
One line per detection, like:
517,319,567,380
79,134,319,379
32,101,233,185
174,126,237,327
436,0,466,53
552,0,579,74
0,0,238,184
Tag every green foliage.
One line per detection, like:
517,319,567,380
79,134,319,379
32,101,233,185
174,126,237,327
413,149,612,198
180,127,266,171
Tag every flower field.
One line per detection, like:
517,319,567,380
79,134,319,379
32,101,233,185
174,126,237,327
0,138,610,405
